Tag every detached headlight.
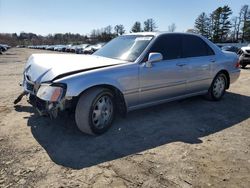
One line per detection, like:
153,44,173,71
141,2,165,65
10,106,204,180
36,83,66,102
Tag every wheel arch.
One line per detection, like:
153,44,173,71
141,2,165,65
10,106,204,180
215,69,230,89
74,84,128,116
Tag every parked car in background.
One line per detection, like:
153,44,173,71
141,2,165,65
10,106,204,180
82,43,106,54
1,44,11,49
16,45,26,48
75,44,90,54
238,45,250,68
221,45,239,54
69,45,79,53
41,45,49,50
46,45,56,51
0,44,11,54
0,44,7,52
18,32,240,135
65,45,73,52
54,45,66,52
59,44,71,52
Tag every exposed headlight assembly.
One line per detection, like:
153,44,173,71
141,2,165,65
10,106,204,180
36,83,66,102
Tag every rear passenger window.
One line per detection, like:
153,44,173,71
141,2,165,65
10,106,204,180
182,35,214,58
149,34,181,60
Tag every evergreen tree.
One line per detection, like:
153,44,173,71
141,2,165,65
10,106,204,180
211,7,222,42
220,5,232,41
195,12,210,38
131,21,142,33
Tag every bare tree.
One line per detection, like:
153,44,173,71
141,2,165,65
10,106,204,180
168,23,176,32
235,5,249,42
104,25,112,34
231,16,239,42
114,24,125,36
240,5,250,42
143,19,157,32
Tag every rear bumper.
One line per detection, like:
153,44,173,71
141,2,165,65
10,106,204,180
230,69,241,84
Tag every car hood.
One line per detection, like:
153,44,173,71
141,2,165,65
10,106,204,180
24,54,127,83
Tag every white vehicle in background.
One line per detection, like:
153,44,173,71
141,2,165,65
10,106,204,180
238,44,250,68
75,44,90,54
82,43,106,54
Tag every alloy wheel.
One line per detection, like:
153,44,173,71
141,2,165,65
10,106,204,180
92,95,114,129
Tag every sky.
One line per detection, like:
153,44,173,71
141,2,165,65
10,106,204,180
0,0,249,36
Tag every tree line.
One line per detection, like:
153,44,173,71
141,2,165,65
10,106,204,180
0,32,89,47
193,4,250,43
0,18,160,46
1,4,249,47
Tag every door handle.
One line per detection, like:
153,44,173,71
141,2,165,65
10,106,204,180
210,59,216,63
176,63,187,67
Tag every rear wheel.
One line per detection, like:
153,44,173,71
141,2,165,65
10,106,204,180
206,73,227,101
75,88,115,135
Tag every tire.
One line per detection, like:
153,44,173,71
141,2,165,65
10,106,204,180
241,63,247,69
206,73,227,101
75,88,115,135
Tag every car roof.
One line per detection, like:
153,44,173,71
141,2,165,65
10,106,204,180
124,31,201,37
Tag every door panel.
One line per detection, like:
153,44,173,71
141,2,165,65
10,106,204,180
186,56,214,93
181,35,215,93
138,34,187,105
139,59,187,105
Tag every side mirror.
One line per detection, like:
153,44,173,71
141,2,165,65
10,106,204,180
145,52,163,68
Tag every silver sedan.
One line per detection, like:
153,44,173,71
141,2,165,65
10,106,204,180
18,32,240,135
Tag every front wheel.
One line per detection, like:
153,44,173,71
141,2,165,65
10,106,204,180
206,73,227,101
75,88,115,135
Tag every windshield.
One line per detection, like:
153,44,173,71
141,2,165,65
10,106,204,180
94,35,153,61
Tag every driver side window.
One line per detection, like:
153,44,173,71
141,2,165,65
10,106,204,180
148,34,182,60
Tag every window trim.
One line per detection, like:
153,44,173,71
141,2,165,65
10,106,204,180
140,33,215,63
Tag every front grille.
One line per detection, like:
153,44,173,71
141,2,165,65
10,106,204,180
24,73,36,93
29,94,46,111
245,54,250,58
26,82,34,92
246,50,250,53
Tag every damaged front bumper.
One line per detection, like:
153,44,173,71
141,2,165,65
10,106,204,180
28,94,68,118
15,75,70,118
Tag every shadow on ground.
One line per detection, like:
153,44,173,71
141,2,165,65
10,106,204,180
15,92,250,169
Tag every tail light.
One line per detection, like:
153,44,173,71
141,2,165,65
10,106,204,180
235,60,240,68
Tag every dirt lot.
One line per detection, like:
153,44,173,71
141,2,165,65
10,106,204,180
0,48,250,188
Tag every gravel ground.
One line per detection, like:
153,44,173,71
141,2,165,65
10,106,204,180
0,48,250,188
